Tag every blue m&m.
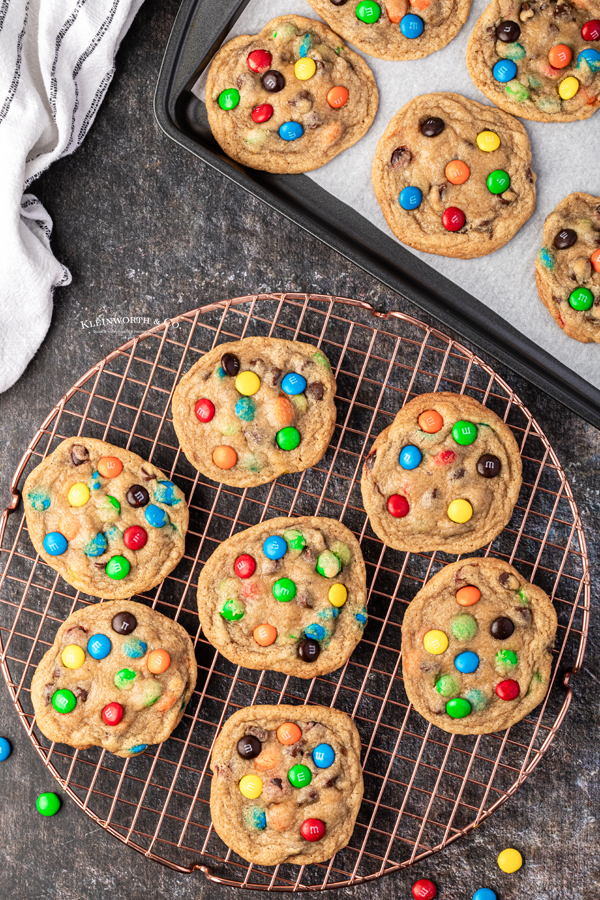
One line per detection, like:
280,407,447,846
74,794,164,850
87,634,112,660
399,186,422,210
263,535,287,559
400,14,424,38
312,743,335,768
145,504,168,528
493,59,517,82
455,651,480,674
281,373,307,395
279,121,303,141
399,445,422,470
578,48,600,72
43,532,68,556
473,890,497,900
0,737,11,761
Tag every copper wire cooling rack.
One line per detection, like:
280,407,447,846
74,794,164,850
0,294,590,891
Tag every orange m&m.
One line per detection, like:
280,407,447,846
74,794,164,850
591,248,600,273
548,44,572,68
253,623,277,646
327,86,349,109
277,722,302,745
213,445,237,469
418,409,443,433
147,649,171,674
445,160,470,185
97,456,123,478
456,585,481,606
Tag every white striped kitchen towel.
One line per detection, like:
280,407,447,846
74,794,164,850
0,0,144,394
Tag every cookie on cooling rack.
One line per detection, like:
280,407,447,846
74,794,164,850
371,92,536,259
306,0,472,61
401,558,557,734
467,0,600,122
535,192,600,343
361,392,522,554
23,438,188,599
197,517,367,677
172,337,337,488
205,15,378,174
210,704,363,865
31,600,197,757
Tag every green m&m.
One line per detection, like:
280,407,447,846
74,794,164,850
36,792,61,817
451,614,478,641
283,529,306,552
218,88,240,110
446,697,472,719
114,668,137,690
106,495,121,513
436,674,459,697
452,421,478,445
106,556,130,580
496,649,518,670
288,764,312,788
276,426,301,450
273,578,297,602
356,0,381,22
316,550,341,579
487,169,510,194
52,689,77,714
569,287,594,310
221,598,245,621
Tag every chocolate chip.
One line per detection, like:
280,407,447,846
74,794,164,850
431,488,438,498
43,684,56,705
526,166,534,183
553,2,569,15
246,725,268,742
237,735,261,759
516,607,532,625
70,443,89,466
221,352,240,376
325,775,338,787
302,547,315,564
554,228,577,250
329,0,348,4
112,611,137,635
298,638,320,662
419,660,440,673
477,454,501,478
140,466,155,482
126,484,149,507
304,111,323,129
390,146,412,168
261,70,285,92
271,777,283,790
499,572,520,590
490,616,515,639
306,382,324,400
269,366,282,386
364,451,376,471
52,668,61,678
296,590,314,608
288,91,313,113
496,19,521,41
65,625,88,637
215,763,232,781
452,468,466,480
261,557,280,575
420,116,445,137
73,687,88,703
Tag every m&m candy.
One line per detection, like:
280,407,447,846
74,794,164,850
221,598,245,621
559,76,579,99
127,485,149,507
238,735,262,759
0,737,11,761
61,644,85,669
36,792,60,817
316,550,341,578
263,535,287,559
122,639,147,659
295,58,316,80
213,446,237,469
493,59,517,82
68,483,89,507
281,372,307,395
412,880,437,900
218,88,240,110
97,456,123,478
446,697,471,718
112,611,137,634
423,630,448,654
477,131,500,152
356,1,381,23
400,14,424,38
418,409,443,433
456,585,481,606
445,160,470,185
288,763,312,788
442,207,465,231
548,44,572,68
102,702,124,725
195,398,215,422
43,532,68,556
234,554,256,578
582,19,600,41
279,122,304,142
262,70,285,92
399,445,422,469
88,634,111,659
145,505,168,528
124,525,148,550
569,287,593,310
301,818,326,841
148,649,171,674
497,20,520,42
52,689,77,714
327,86,349,108
490,616,514,639
222,353,240,375
277,426,301,450
452,420,477,444
455,651,479,674
497,847,522,872
495,679,520,700
277,722,302,744
473,889,497,900
447,499,473,524
239,774,263,799
273,577,296,602
387,494,409,517
399,186,422,210
247,49,271,73
254,623,277,646
328,583,347,607
487,170,510,194
591,248,600,273
106,556,130,580
252,104,273,123
114,668,137,690
235,371,261,395
313,743,335,768
298,637,320,662
578,48,600,71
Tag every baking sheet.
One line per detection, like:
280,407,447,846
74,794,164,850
193,0,600,389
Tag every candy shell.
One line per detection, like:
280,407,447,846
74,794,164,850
399,186,422,210
234,554,256,579
148,649,171,674
356,1,381,23
0,737,11,761
281,372,307,395
442,207,465,231
493,59,517,82
235,371,261,396
279,121,303,142
195,398,215,422
455,650,479,674
102,702,124,725
247,49,272,72
87,634,111,659
252,104,273,123
497,847,522,873
418,410,443,433
423,630,448,654
447,499,473,523
312,743,335,768
239,774,263,799
218,88,240,110
328,583,348,607
559,76,579,99
276,426,300,450
123,525,147,550
327,86,349,108
387,494,409,517
254,623,277,646
272,395,294,426
67,482,89,507
473,890,496,900
273,577,296,602
400,13,424,37
445,160,470,185
582,19,600,41
36,792,60,816
97,456,123,478
61,644,85,669
301,818,326,841
548,44,572,68
591,248,600,273
295,57,316,80
446,697,471,718
52,689,77,714
569,287,593,310
399,444,422,470
288,763,312,788
277,722,302,744
43,532,68,556
213,445,237,469
412,880,437,900
456,585,481,606
476,131,500,152
495,678,520,701
105,556,130,580
263,535,287,559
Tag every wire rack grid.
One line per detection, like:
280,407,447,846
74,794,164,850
0,293,590,892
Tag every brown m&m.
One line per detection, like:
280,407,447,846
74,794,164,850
420,116,444,137
477,454,501,478
112,611,137,635
553,229,577,250
237,734,262,759
298,638,320,662
127,484,149,507
496,20,520,42
490,616,514,639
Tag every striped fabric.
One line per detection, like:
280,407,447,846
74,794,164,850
0,0,144,393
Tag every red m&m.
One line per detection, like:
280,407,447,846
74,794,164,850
301,818,326,841
582,19,600,41
412,879,437,900
442,207,466,232
124,526,148,550
495,679,520,701
247,49,272,73
234,554,256,579
195,398,215,423
102,702,124,725
251,103,274,123
387,494,409,518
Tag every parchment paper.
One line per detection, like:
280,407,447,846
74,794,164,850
194,0,600,388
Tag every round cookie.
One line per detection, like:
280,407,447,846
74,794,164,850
210,704,363,865
361,392,522,554
31,600,197,757
306,0,472,61
401,558,557,734
205,15,378,174
23,438,188,600
372,92,536,259
467,0,600,122
172,337,337,488
535,192,600,343
197,517,367,677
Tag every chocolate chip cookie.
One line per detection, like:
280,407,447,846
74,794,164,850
535,192,600,343
31,600,197,757
172,337,337,488
372,92,536,259
361,392,522,554
205,15,378,174
401,558,557,734
197,517,367,678
23,438,188,600
307,0,472,60
467,0,600,122
210,704,363,865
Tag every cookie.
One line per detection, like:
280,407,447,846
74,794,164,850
210,704,363,865
535,192,600,343
371,92,536,259
467,0,600,122
172,337,337,488
205,15,378,174
401,558,557,734
23,438,188,600
361,392,522,554
31,600,197,757
307,0,472,60
197,517,367,678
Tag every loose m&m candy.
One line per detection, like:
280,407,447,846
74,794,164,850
412,879,437,900
498,847,522,872
37,792,60,817
0,737,12,761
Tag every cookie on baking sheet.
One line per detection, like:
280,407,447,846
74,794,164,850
467,0,600,122
401,558,557,734
361,392,522,554
307,0,472,61
535,192,600,343
172,337,337,488
23,438,188,600
210,704,363,865
205,15,378,174
371,92,536,259
31,600,197,757
197,517,367,678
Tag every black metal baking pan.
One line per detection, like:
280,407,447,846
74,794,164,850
154,0,600,429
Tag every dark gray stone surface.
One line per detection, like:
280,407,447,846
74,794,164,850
0,1,598,897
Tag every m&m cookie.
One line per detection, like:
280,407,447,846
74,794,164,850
30,601,197,757
401,558,557,734
172,337,337,487
535,192,600,343
361,392,522,554
205,15,378,174
306,0,472,61
197,517,367,677
210,704,363,865
23,438,188,599
372,92,536,258
467,0,600,122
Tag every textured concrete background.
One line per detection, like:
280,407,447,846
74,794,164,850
0,1,598,898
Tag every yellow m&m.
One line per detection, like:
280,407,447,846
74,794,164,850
447,499,473,523
61,644,85,669
498,847,523,873
476,131,500,152
295,57,316,81
423,630,448,654
239,774,263,799
328,584,348,608
235,371,261,396
68,482,90,507
559,76,579,100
